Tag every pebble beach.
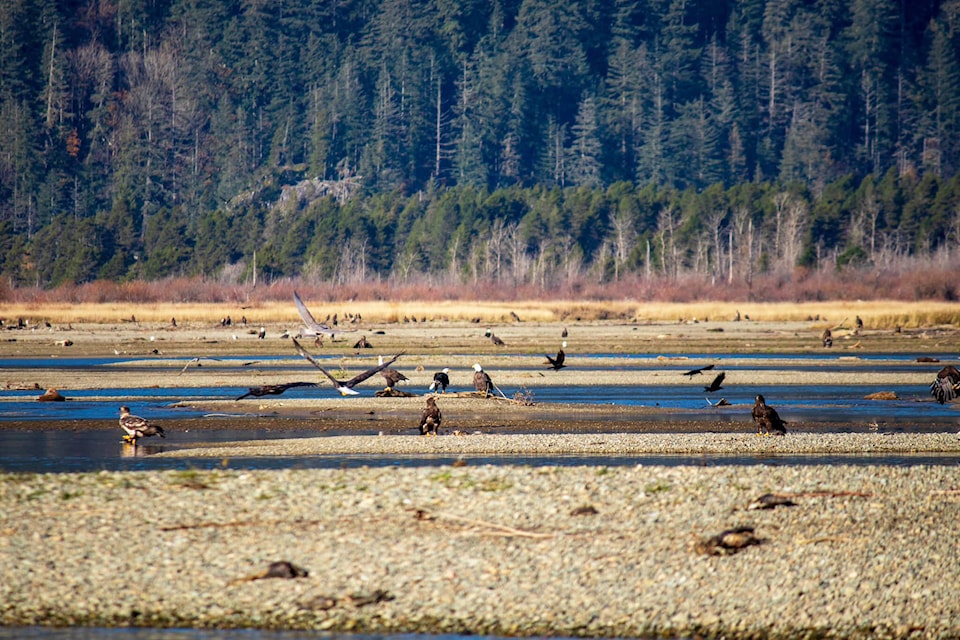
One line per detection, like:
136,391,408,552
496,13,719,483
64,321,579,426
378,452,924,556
3,435,960,639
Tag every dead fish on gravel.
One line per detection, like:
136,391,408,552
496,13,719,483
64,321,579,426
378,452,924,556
345,589,394,607
229,560,309,585
693,526,762,556
746,493,797,510
570,504,599,516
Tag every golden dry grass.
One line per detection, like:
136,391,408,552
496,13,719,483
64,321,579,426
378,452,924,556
2,298,959,328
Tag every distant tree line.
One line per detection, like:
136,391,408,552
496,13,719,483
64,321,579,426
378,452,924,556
1,0,959,290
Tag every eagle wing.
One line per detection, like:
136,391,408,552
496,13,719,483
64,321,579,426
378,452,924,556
345,353,404,387
293,291,336,335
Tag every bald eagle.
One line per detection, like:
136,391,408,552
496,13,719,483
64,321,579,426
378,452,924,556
294,338,403,395
930,365,960,404
118,406,166,444
293,290,355,344
704,372,725,392
377,355,409,390
821,328,833,347
752,394,786,436
484,329,506,346
545,342,567,371
418,396,442,436
429,368,451,393
236,381,317,400
473,363,493,397
682,363,715,377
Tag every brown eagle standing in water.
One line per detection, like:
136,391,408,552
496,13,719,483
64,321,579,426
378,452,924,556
752,394,787,436
118,406,166,444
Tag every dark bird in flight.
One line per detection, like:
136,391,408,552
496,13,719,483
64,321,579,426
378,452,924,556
293,338,403,396
821,328,833,347
418,396,442,436
235,381,318,401
693,526,762,556
473,363,494,397
752,394,787,436
484,328,506,346
704,372,725,392
545,341,567,371
293,290,355,345
429,368,451,393
682,363,715,376
930,365,960,405
118,406,166,444
377,355,409,390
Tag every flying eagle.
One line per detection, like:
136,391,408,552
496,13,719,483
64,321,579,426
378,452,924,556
682,363,715,376
545,341,567,371
473,363,494,396
377,355,409,390
418,396,442,436
293,290,355,345
930,365,960,404
429,368,451,393
752,394,787,436
704,372,725,392
236,381,318,401
293,338,403,395
118,406,166,444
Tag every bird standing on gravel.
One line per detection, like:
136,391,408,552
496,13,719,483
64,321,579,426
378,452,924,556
419,396,442,436
752,394,787,436
118,406,166,444
429,368,451,393
473,363,494,397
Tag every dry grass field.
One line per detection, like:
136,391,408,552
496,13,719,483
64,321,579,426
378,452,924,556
3,298,960,327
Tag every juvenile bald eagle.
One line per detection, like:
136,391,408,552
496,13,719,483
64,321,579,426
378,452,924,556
682,363,715,376
821,328,833,347
118,406,166,444
236,381,317,400
418,396,442,436
545,341,567,371
930,365,960,405
704,372,725,392
752,394,787,436
429,368,451,393
473,363,494,397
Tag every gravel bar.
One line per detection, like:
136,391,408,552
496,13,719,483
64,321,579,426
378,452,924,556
156,431,960,458
3,453,960,638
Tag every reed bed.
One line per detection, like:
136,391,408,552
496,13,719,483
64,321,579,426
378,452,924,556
2,299,958,328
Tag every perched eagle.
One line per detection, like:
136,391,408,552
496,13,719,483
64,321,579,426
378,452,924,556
473,363,494,396
429,368,451,393
418,396,442,436
545,341,567,371
118,406,166,444
484,329,506,346
930,365,960,405
293,338,403,395
704,372,725,392
377,355,409,390
821,328,833,347
752,394,787,436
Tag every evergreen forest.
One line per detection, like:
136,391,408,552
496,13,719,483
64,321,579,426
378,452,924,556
3,0,960,298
